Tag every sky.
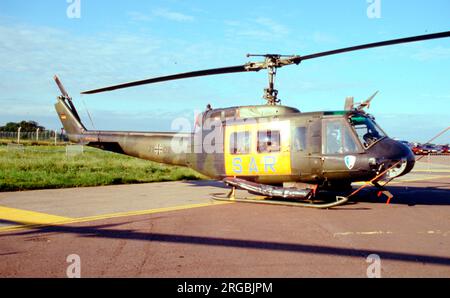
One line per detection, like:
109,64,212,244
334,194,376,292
0,0,449,143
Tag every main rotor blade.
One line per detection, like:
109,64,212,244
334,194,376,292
81,30,450,95
296,31,450,62
82,65,248,94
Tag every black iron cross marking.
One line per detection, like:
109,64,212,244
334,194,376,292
154,144,164,155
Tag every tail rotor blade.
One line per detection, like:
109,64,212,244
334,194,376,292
54,75,70,98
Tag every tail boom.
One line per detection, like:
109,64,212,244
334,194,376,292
54,76,190,167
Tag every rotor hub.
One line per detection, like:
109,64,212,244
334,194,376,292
246,54,301,105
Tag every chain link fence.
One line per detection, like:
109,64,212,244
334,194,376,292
0,131,69,144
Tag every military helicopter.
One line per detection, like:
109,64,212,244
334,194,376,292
54,30,450,208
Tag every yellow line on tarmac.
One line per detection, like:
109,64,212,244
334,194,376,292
0,201,231,233
68,201,232,225
334,231,394,237
0,206,72,225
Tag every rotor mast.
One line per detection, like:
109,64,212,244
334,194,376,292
246,54,301,105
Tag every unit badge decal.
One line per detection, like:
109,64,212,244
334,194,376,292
345,155,356,170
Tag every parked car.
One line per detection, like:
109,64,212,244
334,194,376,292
420,144,439,155
412,145,424,155
438,144,449,154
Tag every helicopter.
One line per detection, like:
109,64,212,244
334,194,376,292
54,30,450,209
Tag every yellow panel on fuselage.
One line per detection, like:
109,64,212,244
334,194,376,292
224,120,291,176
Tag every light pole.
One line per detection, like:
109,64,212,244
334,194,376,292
36,128,40,142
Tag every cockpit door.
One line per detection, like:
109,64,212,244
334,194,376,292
321,118,362,177
308,117,323,178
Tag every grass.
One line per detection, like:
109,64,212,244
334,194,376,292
0,145,205,192
0,138,67,146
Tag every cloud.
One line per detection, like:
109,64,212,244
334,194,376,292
127,11,153,22
411,46,450,61
0,19,238,130
0,98,54,117
254,17,289,36
126,8,195,23
376,113,450,143
312,31,338,44
420,93,450,100
0,21,192,129
152,8,195,22
0,23,165,87
225,18,289,40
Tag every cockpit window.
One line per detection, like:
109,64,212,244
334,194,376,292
349,115,386,148
293,127,307,151
324,119,359,154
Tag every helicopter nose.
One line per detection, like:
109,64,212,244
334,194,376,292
368,138,415,179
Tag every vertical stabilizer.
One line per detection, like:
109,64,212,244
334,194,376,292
54,75,86,137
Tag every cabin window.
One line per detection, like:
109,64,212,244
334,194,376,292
293,127,307,151
324,119,358,154
257,130,281,153
230,131,251,155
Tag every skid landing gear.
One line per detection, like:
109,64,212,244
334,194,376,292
212,186,349,209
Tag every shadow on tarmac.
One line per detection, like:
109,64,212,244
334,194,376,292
183,180,227,188
184,181,450,206
2,220,450,267
352,185,450,206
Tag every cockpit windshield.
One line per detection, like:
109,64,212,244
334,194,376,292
349,115,387,148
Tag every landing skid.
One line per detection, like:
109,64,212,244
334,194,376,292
212,187,349,209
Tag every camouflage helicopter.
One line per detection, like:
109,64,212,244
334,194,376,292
54,30,450,208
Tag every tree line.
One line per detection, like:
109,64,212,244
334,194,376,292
0,121,46,132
